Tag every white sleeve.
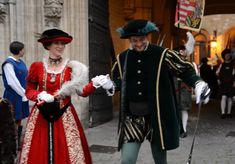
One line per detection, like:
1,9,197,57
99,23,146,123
3,63,26,97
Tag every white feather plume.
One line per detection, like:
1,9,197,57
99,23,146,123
57,60,88,97
185,32,195,56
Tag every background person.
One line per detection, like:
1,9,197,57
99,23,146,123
0,97,17,163
173,44,196,138
1,41,29,151
216,49,235,118
200,57,218,99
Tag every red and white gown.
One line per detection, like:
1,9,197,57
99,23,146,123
19,58,95,164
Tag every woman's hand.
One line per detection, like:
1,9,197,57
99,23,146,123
37,91,54,103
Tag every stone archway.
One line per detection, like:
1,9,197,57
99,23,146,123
223,26,235,58
224,27,235,48
194,31,210,65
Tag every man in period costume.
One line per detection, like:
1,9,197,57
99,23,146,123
108,19,210,164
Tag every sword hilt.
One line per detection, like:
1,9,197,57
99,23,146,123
200,85,211,102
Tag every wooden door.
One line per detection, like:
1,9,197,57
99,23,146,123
88,0,114,127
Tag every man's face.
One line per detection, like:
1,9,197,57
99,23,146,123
129,36,148,52
19,48,25,57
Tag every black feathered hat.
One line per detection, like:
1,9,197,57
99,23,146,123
38,29,73,44
116,19,159,39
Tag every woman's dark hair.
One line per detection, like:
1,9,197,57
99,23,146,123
42,42,52,50
9,41,24,55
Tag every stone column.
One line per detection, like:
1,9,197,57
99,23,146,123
61,0,89,126
8,0,16,41
0,1,6,93
0,2,7,63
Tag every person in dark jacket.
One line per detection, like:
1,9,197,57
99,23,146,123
216,49,234,118
102,19,211,164
200,57,218,99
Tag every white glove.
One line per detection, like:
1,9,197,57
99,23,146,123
101,74,115,90
91,75,108,88
22,95,28,102
195,81,210,104
37,91,54,103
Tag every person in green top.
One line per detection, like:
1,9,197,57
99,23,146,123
99,19,210,164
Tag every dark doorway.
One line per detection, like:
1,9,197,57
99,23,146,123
88,0,114,126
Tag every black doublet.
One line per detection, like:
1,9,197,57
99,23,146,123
126,50,149,102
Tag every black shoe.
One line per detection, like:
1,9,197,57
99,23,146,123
221,114,226,119
180,132,187,138
227,114,232,118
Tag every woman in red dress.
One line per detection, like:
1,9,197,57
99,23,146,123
19,29,105,164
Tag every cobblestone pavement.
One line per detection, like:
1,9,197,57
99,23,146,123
85,99,235,164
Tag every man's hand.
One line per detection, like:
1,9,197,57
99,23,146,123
195,81,211,104
102,74,115,90
91,75,109,88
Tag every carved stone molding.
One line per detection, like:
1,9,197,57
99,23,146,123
44,0,63,27
0,3,7,23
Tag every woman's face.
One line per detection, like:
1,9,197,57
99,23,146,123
48,41,66,58
129,36,148,52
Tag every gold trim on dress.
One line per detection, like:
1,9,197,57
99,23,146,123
62,108,86,164
19,109,40,164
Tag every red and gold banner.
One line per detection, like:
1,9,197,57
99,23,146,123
175,0,205,32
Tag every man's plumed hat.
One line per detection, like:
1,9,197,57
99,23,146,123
116,19,159,39
38,29,73,44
